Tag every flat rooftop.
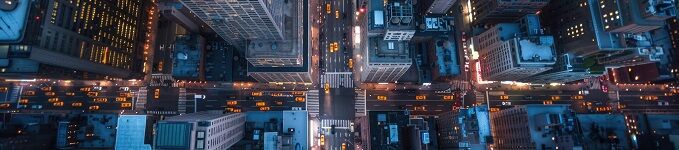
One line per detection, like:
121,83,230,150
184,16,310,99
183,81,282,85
0,0,29,42
246,40,301,60
172,35,203,78
248,0,309,73
514,36,557,64
367,37,411,64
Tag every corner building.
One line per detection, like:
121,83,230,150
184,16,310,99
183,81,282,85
0,0,155,79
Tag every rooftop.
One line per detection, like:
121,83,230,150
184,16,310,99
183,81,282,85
246,40,301,62
514,36,557,64
368,37,411,63
172,35,204,79
434,39,460,76
0,0,28,42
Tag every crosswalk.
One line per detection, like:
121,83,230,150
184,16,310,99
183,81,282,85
306,90,320,118
321,72,353,88
135,87,148,110
320,119,353,129
178,88,188,114
150,74,175,87
355,89,366,117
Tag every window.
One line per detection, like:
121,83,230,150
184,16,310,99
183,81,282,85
197,131,205,138
196,140,204,149
388,42,394,49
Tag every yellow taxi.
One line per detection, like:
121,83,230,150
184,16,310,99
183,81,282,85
324,83,330,93
259,106,271,111
377,95,387,101
53,102,64,107
295,97,305,102
348,59,353,69
121,103,132,108
443,95,454,101
416,95,426,100
326,3,331,14
71,102,83,107
227,101,238,106
320,134,325,146
256,101,267,107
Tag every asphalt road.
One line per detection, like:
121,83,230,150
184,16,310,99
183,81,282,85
320,0,352,73
365,90,459,116
1,83,139,111
317,0,359,148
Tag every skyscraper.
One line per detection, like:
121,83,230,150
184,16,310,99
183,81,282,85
470,0,551,25
178,0,284,46
244,0,311,83
0,0,155,79
474,14,557,81
359,0,416,83
542,0,668,67
154,111,245,150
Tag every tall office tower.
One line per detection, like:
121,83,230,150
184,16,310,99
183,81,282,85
542,0,667,67
422,0,457,14
115,114,152,150
669,17,679,80
154,111,245,150
359,0,415,83
178,0,284,47
490,105,577,150
597,0,676,33
525,54,604,83
474,14,556,81
245,0,311,84
0,0,155,79
470,0,550,25
437,106,492,150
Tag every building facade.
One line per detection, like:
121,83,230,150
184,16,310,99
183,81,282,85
490,105,577,150
178,0,284,46
597,0,676,33
542,0,672,67
470,0,550,25
0,0,154,79
154,111,246,150
475,15,557,81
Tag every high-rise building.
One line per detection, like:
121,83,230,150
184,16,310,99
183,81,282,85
359,0,415,83
154,111,245,150
470,0,550,25
490,105,577,150
437,106,492,150
596,0,676,33
0,0,155,79
115,114,152,150
525,54,604,83
542,0,667,67
668,17,679,80
474,15,557,81
245,0,311,84
178,0,284,46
